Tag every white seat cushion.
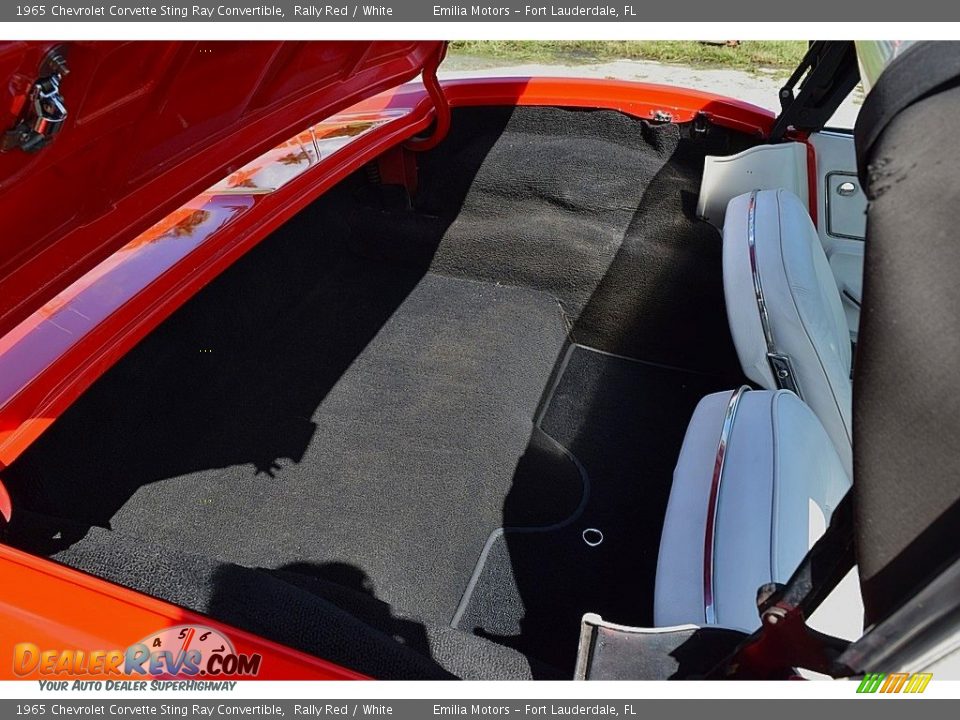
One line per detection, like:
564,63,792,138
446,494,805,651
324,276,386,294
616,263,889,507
654,388,858,635
723,189,853,474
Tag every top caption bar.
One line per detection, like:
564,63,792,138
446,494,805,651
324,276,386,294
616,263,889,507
1,1,952,22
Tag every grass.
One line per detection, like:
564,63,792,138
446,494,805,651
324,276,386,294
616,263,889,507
448,41,806,72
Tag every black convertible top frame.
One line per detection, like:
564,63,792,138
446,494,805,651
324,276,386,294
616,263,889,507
770,41,860,141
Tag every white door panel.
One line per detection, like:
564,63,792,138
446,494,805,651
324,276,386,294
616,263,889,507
809,131,866,342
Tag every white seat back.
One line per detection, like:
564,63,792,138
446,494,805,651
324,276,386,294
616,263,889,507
723,189,852,473
654,388,859,635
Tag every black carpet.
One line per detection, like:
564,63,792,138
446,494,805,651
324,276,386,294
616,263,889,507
5,268,570,625
350,106,748,376
3,106,751,679
453,345,730,675
26,520,557,680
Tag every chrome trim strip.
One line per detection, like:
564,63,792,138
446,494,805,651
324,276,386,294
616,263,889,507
746,190,801,397
746,191,775,350
703,385,750,625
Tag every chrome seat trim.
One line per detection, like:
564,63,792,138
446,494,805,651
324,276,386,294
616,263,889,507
703,384,751,625
746,190,802,397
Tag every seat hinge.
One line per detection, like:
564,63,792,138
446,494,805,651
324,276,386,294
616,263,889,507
767,352,802,396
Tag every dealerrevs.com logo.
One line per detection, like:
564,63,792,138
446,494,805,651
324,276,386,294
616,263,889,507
13,624,262,679
856,672,933,694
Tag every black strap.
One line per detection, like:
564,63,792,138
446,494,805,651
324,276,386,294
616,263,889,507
855,41,960,185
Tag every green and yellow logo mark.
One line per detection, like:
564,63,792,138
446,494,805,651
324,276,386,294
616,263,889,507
856,672,933,694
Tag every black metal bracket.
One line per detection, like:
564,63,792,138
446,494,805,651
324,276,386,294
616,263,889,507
770,41,860,142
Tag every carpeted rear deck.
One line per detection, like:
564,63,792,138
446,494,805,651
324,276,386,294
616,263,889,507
3,106,751,679
6,267,571,625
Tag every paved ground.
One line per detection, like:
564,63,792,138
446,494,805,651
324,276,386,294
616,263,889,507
440,55,862,128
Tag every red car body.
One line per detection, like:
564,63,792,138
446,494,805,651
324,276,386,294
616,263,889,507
0,40,782,680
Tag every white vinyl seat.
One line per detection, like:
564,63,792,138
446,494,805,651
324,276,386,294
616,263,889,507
723,189,853,474
654,388,861,636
